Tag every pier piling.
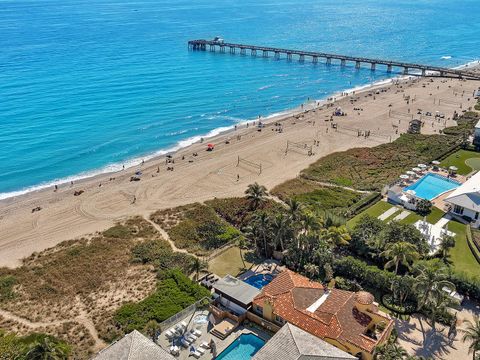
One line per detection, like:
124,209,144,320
188,39,480,80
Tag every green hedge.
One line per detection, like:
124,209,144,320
333,256,397,294
115,270,210,333
466,226,480,264
345,192,381,218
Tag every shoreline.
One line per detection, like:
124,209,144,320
4,60,476,202
0,67,479,268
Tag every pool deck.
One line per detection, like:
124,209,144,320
237,260,284,282
157,309,272,359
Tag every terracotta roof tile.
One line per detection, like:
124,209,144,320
252,270,393,353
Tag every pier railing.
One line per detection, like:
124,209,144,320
188,40,480,80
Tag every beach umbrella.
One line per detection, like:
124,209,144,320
432,160,440,165
406,171,416,176
400,174,409,180
412,167,421,172
418,164,427,169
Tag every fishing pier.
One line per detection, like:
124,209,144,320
188,39,480,80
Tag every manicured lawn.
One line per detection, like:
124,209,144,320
208,246,262,277
401,207,445,225
440,149,480,175
448,221,480,279
347,201,394,228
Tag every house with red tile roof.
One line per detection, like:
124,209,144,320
250,270,394,360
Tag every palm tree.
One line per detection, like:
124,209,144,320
252,212,271,257
270,213,290,252
237,236,247,269
461,316,480,360
321,226,351,247
245,182,268,210
24,336,70,360
191,257,208,281
380,241,418,275
438,234,455,261
413,263,455,311
286,199,303,222
374,342,408,360
144,320,159,342
304,263,320,280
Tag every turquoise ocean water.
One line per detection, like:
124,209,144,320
1,0,479,199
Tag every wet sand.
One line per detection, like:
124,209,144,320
0,73,479,267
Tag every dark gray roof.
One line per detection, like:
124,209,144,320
91,330,175,360
213,275,260,306
253,323,355,360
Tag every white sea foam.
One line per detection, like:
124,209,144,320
441,56,452,60
2,59,479,201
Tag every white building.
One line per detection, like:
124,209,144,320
445,171,480,228
474,119,480,150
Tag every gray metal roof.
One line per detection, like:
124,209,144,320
253,323,355,360
213,275,260,306
91,330,175,360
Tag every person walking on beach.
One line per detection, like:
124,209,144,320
237,174,240,182
132,195,136,204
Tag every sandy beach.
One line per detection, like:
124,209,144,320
1,73,479,268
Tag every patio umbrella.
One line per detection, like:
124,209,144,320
400,174,409,180
431,160,440,165
418,164,427,169
406,189,416,196
449,166,458,171
406,171,416,176
412,167,421,172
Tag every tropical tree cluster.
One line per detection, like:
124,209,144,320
243,183,351,280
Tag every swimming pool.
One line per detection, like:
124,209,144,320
216,333,265,360
242,274,274,289
404,173,461,200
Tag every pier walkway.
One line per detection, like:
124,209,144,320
188,39,480,80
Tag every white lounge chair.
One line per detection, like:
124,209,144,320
200,341,210,349
181,338,191,347
165,329,175,338
197,347,206,355
192,329,202,337
180,321,188,328
192,350,202,358
186,333,197,342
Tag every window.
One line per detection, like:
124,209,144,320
453,205,464,215
475,212,479,220
254,305,263,315
274,315,285,325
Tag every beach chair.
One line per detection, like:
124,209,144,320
200,341,210,349
165,328,175,338
181,338,191,348
186,333,197,342
192,350,202,358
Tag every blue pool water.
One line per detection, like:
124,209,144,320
404,173,461,200
216,333,265,360
243,274,274,289
1,0,480,198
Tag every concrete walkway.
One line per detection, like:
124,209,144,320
378,207,399,221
